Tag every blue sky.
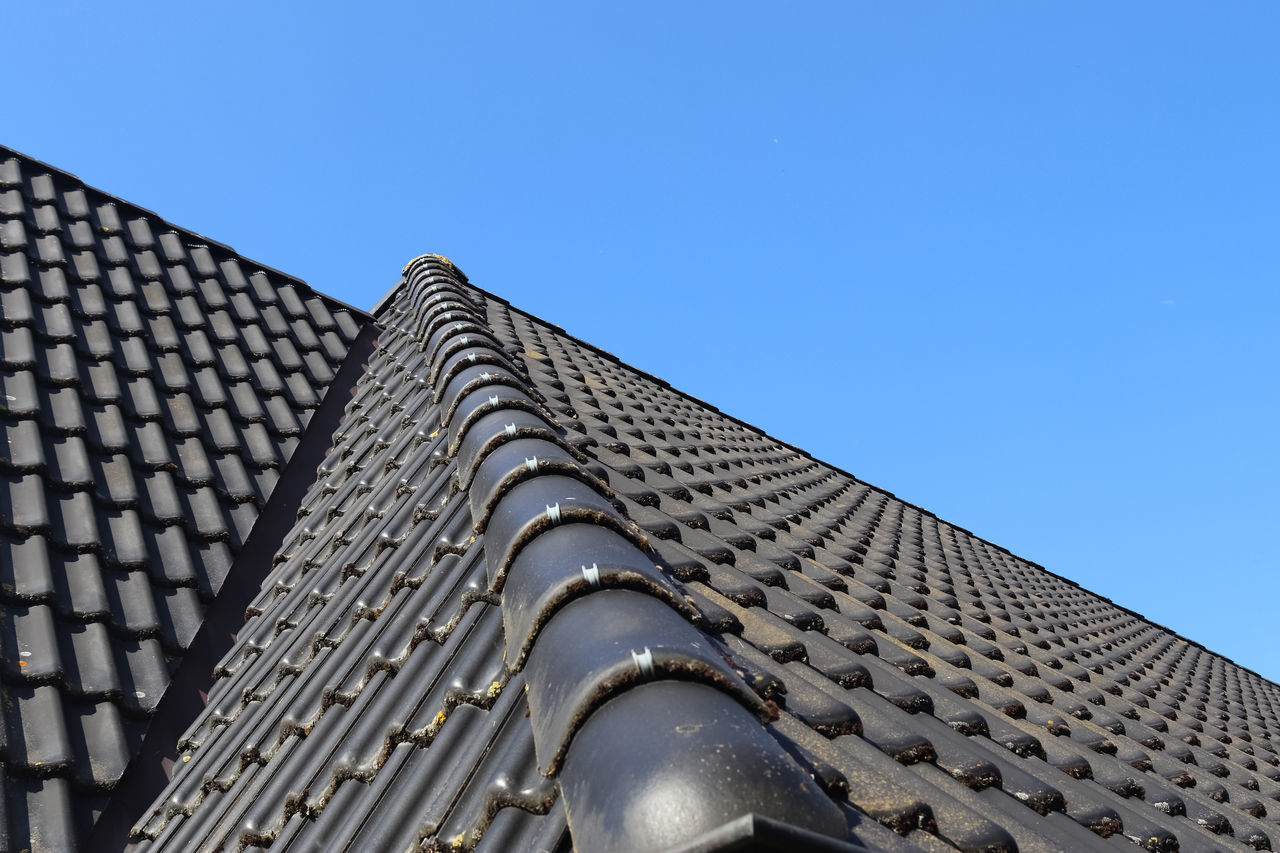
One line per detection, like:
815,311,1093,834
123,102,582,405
7,3,1278,679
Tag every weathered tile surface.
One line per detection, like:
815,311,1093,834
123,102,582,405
132,257,1280,852
0,147,368,849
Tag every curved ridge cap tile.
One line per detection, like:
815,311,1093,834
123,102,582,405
447,387,547,454
414,309,477,355
402,252,470,284
500,523,698,667
468,438,611,531
523,589,773,775
423,320,492,371
482,474,639,585
432,345,519,394
454,408,564,488
421,304,483,340
416,298,477,335
400,252,448,276
424,322,499,373
559,681,845,853
409,294,479,336
410,277,475,312
435,363,524,422
403,258,464,290
438,364,524,420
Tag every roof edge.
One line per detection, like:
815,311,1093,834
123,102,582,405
0,143,374,322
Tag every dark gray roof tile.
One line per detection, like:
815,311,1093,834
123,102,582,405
115,337,154,379
101,234,129,266
81,360,122,403
0,188,21,215
47,435,92,487
67,219,93,249
1,251,31,285
5,603,62,682
0,532,55,602
191,365,228,407
239,323,271,357
237,422,282,468
1,285,32,325
0,326,35,368
157,232,185,263
0,217,27,250
64,620,122,696
3,418,43,470
281,370,319,409
102,509,148,567
206,308,238,342
3,473,49,532
36,233,65,266
10,685,76,771
54,552,110,620
32,204,61,234
105,568,162,637
73,317,112,359
86,403,127,451
181,486,228,540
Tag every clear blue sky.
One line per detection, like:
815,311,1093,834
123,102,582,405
8,3,1278,680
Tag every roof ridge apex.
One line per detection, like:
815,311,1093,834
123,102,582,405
405,262,847,851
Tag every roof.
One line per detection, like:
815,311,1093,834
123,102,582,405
2,147,1279,852
125,259,1280,853
0,146,372,849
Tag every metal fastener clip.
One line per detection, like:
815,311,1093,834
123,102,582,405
545,503,562,523
631,647,655,679
524,456,539,472
581,562,601,588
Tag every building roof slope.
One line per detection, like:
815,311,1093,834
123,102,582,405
128,257,1280,853
0,146,370,849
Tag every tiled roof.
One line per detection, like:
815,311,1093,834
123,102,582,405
122,257,1280,853
4,144,1280,853
0,146,371,849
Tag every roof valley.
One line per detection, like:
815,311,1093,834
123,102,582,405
87,322,378,850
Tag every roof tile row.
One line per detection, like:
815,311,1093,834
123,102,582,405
0,146,369,849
